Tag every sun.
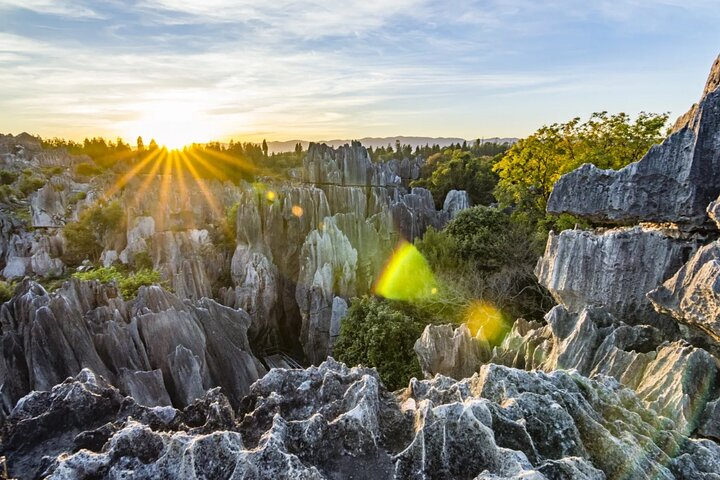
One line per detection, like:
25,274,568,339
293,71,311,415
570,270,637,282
123,101,217,150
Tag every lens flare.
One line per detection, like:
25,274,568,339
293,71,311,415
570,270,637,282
291,205,304,217
266,190,276,202
374,240,438,301
464,301,509,345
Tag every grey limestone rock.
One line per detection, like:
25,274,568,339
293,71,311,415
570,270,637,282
5,360,720,479
649,238,720,347
535,226,699,332
547,55,720,230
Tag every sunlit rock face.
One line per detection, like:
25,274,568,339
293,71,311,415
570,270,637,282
5,360,720,479
535,226,701,333
225,143,464,360
0,279,264,415
417,305,719,436
442,189,471,218
548,55,720,230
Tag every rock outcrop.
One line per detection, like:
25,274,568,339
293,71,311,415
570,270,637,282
547,55,720,230
536,226,700,333
0,279,264,413
4,360,720,479
649,236,720,347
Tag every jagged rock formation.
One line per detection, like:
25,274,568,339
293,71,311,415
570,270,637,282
536,226,701,333
4,360,720,479
649,239,720,347
1,135,469,364
547,55,720,230
0,279,264,415
416,306,719,437
220,142,466,360
415,55,720,451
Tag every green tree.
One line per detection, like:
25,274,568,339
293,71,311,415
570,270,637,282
415,206,551,323
412,149,498,208
262,139,268,157
493,111,668,224
62,201,126,265
334,296,425,390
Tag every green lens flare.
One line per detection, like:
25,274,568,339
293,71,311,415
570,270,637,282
374,241,438,301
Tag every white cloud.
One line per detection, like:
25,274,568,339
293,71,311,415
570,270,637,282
0,0,101,18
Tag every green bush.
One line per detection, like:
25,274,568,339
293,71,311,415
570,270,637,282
0,169,18,185
415,206,552,323
0,184,19,203
132,251,154,270
71,191,87,203
444,206,538,271
334,296,425,390
0,281,16,303
73,266,163,298
43,166,64,176
62,201,126,266
75,162,103,177
18,175,46,195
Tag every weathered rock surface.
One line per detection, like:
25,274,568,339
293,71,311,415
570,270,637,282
442,189,471,218
0,279,264,414
417,305,720,436
547,55,720,230
536,226,700,332
5,360,720,479
414,323,490,380
649,238,720,347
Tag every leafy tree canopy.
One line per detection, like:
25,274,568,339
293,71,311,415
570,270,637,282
493,111,668,223
412,149,499,208
334,296,425,390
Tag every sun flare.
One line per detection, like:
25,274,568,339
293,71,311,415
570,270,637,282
122,101,218,149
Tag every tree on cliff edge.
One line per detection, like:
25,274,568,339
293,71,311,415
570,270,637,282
493,111,669,224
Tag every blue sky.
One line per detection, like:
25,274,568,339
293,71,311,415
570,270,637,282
0,0,719,146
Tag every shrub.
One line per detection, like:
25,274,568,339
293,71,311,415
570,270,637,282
0,169,18,185
71,191,87,203
43,166,64,176
0,185,19,203
18,175,46,195
62,201,126,266
75,162,103,177
132,251,154,270
73,266,163,299
415,206,552,323
0,281,15,303
334,296,425,390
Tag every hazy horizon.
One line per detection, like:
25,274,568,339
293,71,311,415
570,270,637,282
1,1,720,147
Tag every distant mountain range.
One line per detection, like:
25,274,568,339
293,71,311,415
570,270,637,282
266,136,518,154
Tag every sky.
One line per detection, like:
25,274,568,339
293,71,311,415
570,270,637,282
0,1,719,147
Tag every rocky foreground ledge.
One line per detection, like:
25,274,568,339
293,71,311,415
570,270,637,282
2,360,719,479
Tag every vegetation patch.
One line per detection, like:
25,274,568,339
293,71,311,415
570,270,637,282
62,200,125,266
334,296,426,391
72,266,164,299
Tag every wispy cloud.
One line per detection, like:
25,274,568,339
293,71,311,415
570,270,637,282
0,1,718,141
0,0,101,19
